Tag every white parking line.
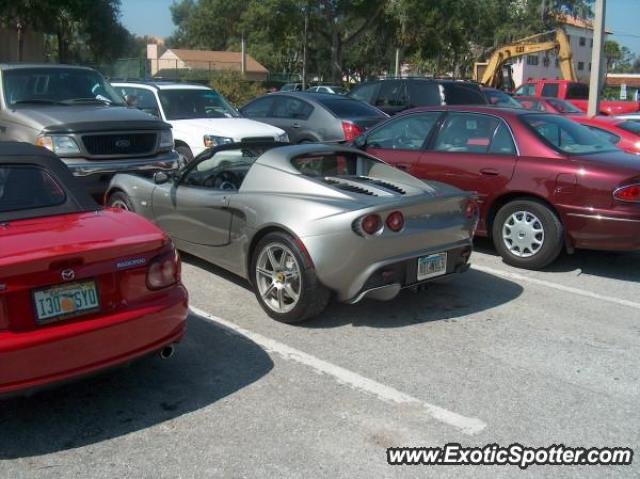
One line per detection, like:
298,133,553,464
473,264,640,311
190,306,487,436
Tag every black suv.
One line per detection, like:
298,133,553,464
348,78,487,115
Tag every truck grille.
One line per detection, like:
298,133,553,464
82,133,157,156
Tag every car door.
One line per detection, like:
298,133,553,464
151,153,237,247
266,96,314,143
417,112,518,231
361,111,444,172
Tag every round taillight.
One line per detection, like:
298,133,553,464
464,200,478,219
386,211,404,232
361,214,382,235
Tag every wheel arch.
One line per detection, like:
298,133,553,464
486,192,563,238
246,224,310,280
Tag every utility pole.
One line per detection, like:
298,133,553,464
394,48,400,77
302,6,308,89
588,0,606,117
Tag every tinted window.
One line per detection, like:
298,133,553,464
566,83,589,100
271,97,313,119
584,126,620,144
349,82,379,103
375,81,403,108
617,120,640,135
367,112,441,150
546,98,583,113
0,165,66,212
407,81,442,106
489,123,517,154
316,98,385,118
158,89,239,120
541,83,560,97
522,114,618,155
434,113,501,154
241,96,275,118
442,83,487,105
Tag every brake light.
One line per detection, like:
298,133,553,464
386,211,404,232
342,121,363,141
464,199,479,219
359,214,382,235
613,184,640,203
146,246,181,290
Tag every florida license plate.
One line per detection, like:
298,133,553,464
33,280,100,324
417,252,448,281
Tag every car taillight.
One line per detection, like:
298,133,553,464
359,214,382,235
464,199,479,219
613,184,640,203
342,121,363,141
386,211,404,232
147,247,181,290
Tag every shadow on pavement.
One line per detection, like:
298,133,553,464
474,238,640,283
304,268,523,329
0,313,273,459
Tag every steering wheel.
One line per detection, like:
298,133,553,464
202,171,240,190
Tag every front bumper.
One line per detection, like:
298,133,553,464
0,285,188,396
62,150,180,177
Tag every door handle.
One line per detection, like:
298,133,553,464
480,168,499,176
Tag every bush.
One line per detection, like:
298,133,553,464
208,71,267,107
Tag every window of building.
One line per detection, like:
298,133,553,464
527,55,539,66
590,38,594,47
579,37,586,46
578,62,585,71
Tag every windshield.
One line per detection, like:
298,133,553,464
2,68,125,107
617,120,640,136
484,89,523,108
158,89,239,120
522,114,619,155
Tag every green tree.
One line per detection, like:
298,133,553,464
605,40,636,73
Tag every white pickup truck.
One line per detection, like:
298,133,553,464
112,81,288,160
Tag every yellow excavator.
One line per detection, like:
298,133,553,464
474,28,577,90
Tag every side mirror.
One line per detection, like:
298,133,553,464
154,171,171,184
124,94,138,107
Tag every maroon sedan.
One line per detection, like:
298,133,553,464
353,106,640,269
570,115,640,155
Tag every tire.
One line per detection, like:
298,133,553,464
251,232,330,323
492,199,564,269
107,191,135,212
176,145,193,162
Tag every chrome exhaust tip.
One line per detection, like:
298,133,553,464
159,344,176,360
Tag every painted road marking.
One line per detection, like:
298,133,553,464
190,306,487,436
473,264,640,311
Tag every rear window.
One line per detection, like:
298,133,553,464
617,120,640,136
522,114,619,155
0,165,66,213
442,83,487,105
566,83,589,100
316,98,385,118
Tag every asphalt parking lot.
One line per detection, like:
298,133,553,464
1,240,638,478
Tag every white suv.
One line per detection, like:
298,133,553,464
112,81,288,160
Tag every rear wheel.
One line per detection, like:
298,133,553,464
107,191,135,212
251,232,330,323
492,199,563,269
176,145,194,162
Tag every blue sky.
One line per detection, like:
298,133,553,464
120,0,640,54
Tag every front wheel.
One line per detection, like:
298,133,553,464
492,199,564,269
251,232,330,323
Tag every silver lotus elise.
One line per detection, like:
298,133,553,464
106,142,478,323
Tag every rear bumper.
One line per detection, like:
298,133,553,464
564,210,640,251
0,285,188,396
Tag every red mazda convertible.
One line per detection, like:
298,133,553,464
354,106,640,269
0,143,188,395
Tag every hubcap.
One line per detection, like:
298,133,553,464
502,210,545,258
256,243,302,314
110,199,129,210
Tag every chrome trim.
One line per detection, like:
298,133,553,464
63,152,179,177
566,213,640,223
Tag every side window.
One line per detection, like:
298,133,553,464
366,112,441,151
375,81,402,108
514,84,535,96
434,113,501,154
350,82,379,103
407,82,442,107
443,84,487,105
129,88,160,117
489,123,517,155
241,96,275,118
584,126,620,144
566,83,589,100
541,83,560,98
271,97,313,119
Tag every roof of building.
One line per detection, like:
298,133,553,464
162,48,268,74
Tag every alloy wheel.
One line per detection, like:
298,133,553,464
255,243,302,314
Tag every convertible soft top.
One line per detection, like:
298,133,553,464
0,142,99,222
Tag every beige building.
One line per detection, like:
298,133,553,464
147,44,269,81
